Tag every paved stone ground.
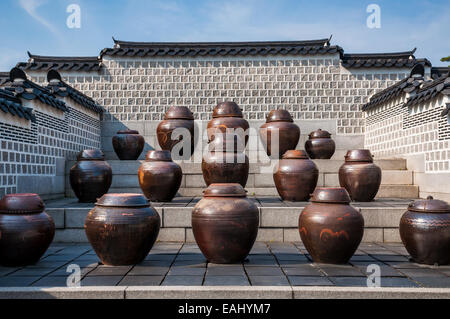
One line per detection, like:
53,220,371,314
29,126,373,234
0,242,449,288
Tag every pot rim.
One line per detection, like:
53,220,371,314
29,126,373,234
116,129,140,135
0,193,45,214
95,193,151,207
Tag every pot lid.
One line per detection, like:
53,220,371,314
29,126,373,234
77,149,105,161
282,150,309,159
116,129,140,135
212,101,243,118
408,196,450,213
345,150,374,162
0,193,45,214
311,187,351,204
266,109,293,123
208,133,245,153
203,183,247,197
164,106,194,120
96,193,150,207
309,129,332,139
146,150,173,162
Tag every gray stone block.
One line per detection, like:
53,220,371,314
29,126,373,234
46,208,65,229
54,229,88,243
163,207,191,227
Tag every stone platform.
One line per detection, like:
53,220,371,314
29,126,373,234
46,197,413,244
0,242,449,299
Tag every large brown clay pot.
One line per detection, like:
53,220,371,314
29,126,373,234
305,129,336,159
274,150,319,201
202,133,249,187
157,106,195,159
260,110,300,158
207,101,249,145
299,188,364,264
400,196,450,265
0,194,55,266
112,129,145,160
85,193,160,266
138,150,182,202
70,150,112,203
192,184,259,264
339,150,381,202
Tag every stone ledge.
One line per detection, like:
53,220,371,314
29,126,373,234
0,287,126,299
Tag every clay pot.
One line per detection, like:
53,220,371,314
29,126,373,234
70,150,112,203
138,150,182,202
192,184,259,264
339,150,382,202
260,110,300,158
305,129,336,159
207,101,249,145
274,150,319,201
400,196,450,265
299,188,364,264
112,129,145,160
0,194,55,266
157,106,195,159
202,133,249,187
85,193,160,266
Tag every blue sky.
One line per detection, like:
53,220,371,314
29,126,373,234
0,0,449,70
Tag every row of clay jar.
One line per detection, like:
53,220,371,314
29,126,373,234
0,188,448,267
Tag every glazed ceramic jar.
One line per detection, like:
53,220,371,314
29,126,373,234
192,184,259,264
202,133,249,187
274,150,319,201
85,193,160,266
207,101,249,145
259,110,300,158
112,129,145,160
299,188,364,264
157,106,195,159
70,150,112,203
0,194,55,266
138,150,182,202
400,196,450,265
339,150,382,202
305,129,336,159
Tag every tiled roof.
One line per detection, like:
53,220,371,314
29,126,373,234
431,66,450,79
0,88,35,122
16,52,102,72
342,49,431,68
404,72,450,109
46,70,103,113
3,68,68,112
100,37,343,58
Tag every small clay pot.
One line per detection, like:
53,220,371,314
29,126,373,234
112,129,145,160
305,129,336,159
85,193,160,266
339,150,381,202
207,101,249,145
138,150,182,202
192,184,259,264
274,150,319,201
70,150,112,203
400,196,450,265
157,106,195,159
299,188,364,264
0,194,55,266
260,110,300,158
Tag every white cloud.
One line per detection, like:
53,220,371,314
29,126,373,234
19,0,61,38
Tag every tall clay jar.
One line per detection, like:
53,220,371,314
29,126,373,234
202,133,249,187
260,110,300,158
207,101,249,145
70,150,112,203
85,193,160,266
192,184,259,264
400,196,450,265
299,188,364,264
339,150,382,202
305,129,336,159
0,194,55,266
274,150,319,201
112,129,145,160
157,106,195,159
138,150,182,202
